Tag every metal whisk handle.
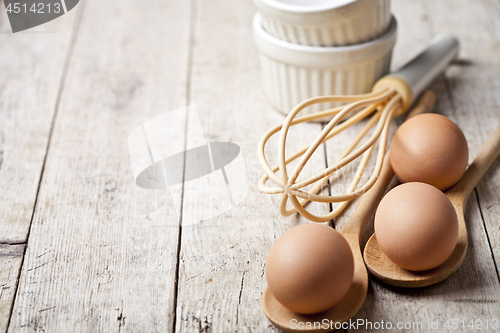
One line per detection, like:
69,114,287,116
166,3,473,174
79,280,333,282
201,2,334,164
391,34,459,100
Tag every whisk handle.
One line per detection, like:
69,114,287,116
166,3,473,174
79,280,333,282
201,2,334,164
392,34,459,99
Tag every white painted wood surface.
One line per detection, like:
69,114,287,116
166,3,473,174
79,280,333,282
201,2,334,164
1,0,499,332
0,0,75,244
5,0,192,331
0,5,77,331
0,246,23,332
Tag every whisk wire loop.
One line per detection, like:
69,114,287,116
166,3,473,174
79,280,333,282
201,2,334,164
258,87,404,222
257,102,379,194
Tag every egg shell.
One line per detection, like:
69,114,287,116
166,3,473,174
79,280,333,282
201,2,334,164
390,113,468,191
265,223,354,314
374,182,459,271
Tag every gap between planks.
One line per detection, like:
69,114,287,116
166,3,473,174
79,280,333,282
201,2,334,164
172,0,199,332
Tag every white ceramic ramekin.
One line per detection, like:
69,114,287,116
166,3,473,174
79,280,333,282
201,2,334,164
253,0,391,47
253,13,397,117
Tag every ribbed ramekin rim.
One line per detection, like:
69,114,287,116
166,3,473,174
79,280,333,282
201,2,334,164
253,13,397,55
254,0,357,14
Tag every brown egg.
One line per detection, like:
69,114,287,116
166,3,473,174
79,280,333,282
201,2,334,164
265,223,354,314
390,113,468,191
375,182,459,271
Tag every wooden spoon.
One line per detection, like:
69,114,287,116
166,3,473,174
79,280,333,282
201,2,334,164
261,91,436,332
364,124,500,288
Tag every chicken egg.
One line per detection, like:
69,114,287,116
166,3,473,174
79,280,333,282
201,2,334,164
374,182,459,271
390,113,468,191
265,223,354,314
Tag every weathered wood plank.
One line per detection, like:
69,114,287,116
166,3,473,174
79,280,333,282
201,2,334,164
0,0,76,243
0,244,25,257
8,0,192,331
0,4,78,331
425,0,500,283
173,0,330,331
0,256,22,332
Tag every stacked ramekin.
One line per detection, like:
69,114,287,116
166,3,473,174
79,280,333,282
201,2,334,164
252,0,396,116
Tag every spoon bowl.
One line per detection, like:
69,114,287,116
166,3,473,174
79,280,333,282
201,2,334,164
261,259,367,332
364,125,500,287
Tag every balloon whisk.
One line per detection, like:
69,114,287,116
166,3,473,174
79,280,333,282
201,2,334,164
258,84,408,222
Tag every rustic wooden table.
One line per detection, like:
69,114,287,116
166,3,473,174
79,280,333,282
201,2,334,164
1,0,500,332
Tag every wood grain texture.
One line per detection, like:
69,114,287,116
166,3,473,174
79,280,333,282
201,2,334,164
0,0,75,243
473,0,500,275
7,0,192,331
0,256,22,332
0,4,77,330
173,0,330,332
425,0,500,286
2,0,500,332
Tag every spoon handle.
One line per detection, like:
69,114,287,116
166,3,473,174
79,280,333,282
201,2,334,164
449,125,500,203
341,91,436,241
